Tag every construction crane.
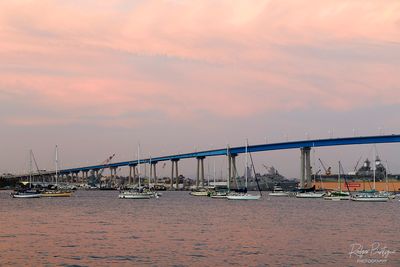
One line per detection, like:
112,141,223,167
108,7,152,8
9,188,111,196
98,153,115,177
318,158,331,175
89,153,115,178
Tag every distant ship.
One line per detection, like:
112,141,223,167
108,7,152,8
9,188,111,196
314,156,400,192
231,166,298,191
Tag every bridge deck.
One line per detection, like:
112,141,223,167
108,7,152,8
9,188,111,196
57,134,400,174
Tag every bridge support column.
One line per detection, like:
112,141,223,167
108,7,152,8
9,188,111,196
94,170,99,182
300,147,312,188
231,154,238,189
175,160,179,190
132,165,137,185
151,163,157,187
171,161,175,190
129,166,132,185
227,154,232,191
196,158,200,188
84,171,88,184
200,158,205,187
196,157,205,188
109,167,114,187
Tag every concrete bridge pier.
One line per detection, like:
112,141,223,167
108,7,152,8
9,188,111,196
175,161,179,189
151,162,157,187
170,160,175,189
300,147,312,188
83,171,88,184
94,170,99,183
109,167,116,187
128,165,137,186
227,153,231,191
196,156,205,188
231,153,238,188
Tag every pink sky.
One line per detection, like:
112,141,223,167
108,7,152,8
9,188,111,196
1,0,400,175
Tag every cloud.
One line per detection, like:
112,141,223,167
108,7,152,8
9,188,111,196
0,0,399,127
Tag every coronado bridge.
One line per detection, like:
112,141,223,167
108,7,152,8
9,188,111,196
8,134,400,189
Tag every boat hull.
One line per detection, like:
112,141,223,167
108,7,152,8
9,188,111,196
210,194,228,199
227,194,261,200
190,191,209,196
296,192,325,198
119,194,152,199
269,192,289,197
324,196,350,200
12,193,41,198
350,197,388,202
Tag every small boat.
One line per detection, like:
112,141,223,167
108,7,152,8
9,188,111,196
190,188,209,196
11,190,41,198
350,192,388,202
324,191,350,200
118,191,153,199
269,185,289,197
296,192,325,198
227,193,261,200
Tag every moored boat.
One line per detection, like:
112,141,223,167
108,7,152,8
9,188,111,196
324,191,350,200
118,191,153,199
11,190,41,198
296,192,325,198
350,192,388,202
190,188,209,196
269,185,289,197
227,193,261,200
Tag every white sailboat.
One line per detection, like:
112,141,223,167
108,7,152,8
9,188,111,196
227,140,261,200
12,150,41,198
41,145,72,197
324,162,350,200
119,143,156,199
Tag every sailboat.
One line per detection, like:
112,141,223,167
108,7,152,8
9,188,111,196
227,140,261,200
41,146,72,197
119,144,156,199
11,150,41,198
324,162,350,200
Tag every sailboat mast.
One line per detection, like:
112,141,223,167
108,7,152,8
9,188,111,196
245,139,248,189
137,144,141,188
55,145,58,186
227,145,230,191
373,148,376,190
149,156,152,188
213,159,216,186
385,161,388,192
338,161,341,192
29,150,32,189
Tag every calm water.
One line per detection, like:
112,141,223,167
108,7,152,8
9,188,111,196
0,190,399,266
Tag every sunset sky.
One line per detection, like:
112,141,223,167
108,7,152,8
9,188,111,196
1,0,400,177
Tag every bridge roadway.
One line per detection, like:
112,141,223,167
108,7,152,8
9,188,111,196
60,134,400,174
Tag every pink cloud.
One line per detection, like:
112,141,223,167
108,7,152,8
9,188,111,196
0,0,399,126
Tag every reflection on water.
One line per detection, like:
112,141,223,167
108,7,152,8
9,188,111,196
0,191,399,266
